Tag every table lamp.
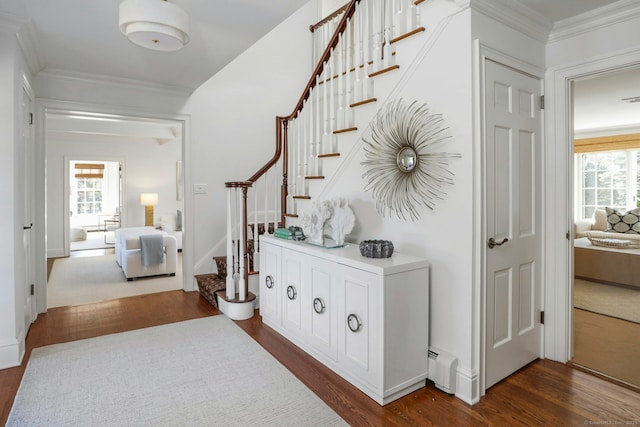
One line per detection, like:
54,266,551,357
140,193,158,226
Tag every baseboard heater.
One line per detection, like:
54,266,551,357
427,346,458,394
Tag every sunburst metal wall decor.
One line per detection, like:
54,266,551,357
361,98,460,221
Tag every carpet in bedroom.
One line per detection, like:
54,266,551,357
47,253,182,308
573,278,640,324
7,316,346,426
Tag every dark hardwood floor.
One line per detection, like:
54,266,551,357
2,290,638,426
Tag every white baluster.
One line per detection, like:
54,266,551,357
253,184,259,269
322,60,330,155
313,77,321,175
237,188,246,301
274,166,279,229
264,173,269,234
226,188,234,300
409,0,420,30
353,5,363,102
336,33,345,130
396,0,406,36
329,48,336,153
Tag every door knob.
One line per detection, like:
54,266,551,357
488,237,509,249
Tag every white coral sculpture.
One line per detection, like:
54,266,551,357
328,198,355,245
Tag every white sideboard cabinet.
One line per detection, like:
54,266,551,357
259,234,430,405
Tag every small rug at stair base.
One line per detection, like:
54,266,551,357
8,315,346,427
574,278,640,324
47,254,182,308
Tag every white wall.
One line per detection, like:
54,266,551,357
181,1,316,273
46,134,182,256
311,1,479,400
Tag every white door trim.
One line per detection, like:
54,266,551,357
33,99,194,314
474,40,545,398
544,47,640,363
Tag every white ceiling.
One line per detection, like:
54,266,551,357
0,0,623,93
2,0,636,137
0,0,308,93
574,66,640,137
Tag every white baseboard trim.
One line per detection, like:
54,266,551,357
47,248,66,258
455,366,480,405
0,339,23,370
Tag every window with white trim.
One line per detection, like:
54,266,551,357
575,149,638,220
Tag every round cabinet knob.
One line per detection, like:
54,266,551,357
265,275,274,289
313,297,326,314
286,285,297,300
347,313,362,333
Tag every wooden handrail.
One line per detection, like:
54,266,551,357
234,0,360,187
226,0,361,291
309,3,349,33
288,0,361,121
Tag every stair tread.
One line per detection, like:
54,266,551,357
333,127,357,134
318,152,340,158
391,27,426,44
350,98,377,108
369,64,400,78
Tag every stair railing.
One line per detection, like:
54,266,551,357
224,0,422,302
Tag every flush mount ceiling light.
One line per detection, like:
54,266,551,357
119,0,190,51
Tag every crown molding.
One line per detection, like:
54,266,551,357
574,123,640,139
549,0,640,43
0,12,24,33
470,0,553,43
16,21,44,76
37,68,193,98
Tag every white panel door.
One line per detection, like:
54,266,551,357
485,59,543,389
21,85,36,328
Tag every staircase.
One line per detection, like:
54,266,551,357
219,0,428,320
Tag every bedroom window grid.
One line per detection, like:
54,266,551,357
76,177,103,215
576,149,638,220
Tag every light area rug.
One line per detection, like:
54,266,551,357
8,316,346,427
574,278,640,324
47,253,182,308
70,231,112,251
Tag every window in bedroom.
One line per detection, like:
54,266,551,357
72,163,104,216
575,149,638,220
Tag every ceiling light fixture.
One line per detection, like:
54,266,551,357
119,0,190,51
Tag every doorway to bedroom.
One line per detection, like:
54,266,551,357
45,109,186,309
570,65,640,391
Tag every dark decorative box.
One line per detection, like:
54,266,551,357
359,240,394,258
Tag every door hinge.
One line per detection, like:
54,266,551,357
28,113,33,125
566,230,570,240
540,95,545,110
540,310,545,325
30,284,35,295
